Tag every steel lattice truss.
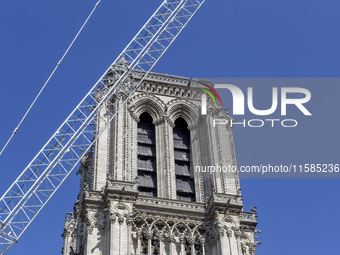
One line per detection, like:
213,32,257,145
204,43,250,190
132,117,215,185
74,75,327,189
0,0,205,253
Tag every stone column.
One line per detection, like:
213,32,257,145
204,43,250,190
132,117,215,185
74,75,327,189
159,235,164,255
147,234,152,255
127,219,133,255
235,231,242,255
94,106,110,190
85,224,98,255
227,230,233,255
209,238,219,255
137,231,142,255
169,235,175,255
109,216,120,255
216,225,227,255
164,117,176,199
180,237,185,255
118,217,125,255
154,120,165,198
189,238,195,255
62,229,71,255
217,234,223,255
105,227,110,255
200,238,206,255
205,114,223,193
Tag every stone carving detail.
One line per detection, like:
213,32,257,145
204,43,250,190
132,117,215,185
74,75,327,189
63,214,76,234
85,191,102,200
166,98,200,129
239,212,257,222
96,211,107,230
84,210,108,235
61,72,260,255
134,77,201,101
107,180,138,191
135,197,205,211
127,93,166,124
131,214,211,251
84,210,94,235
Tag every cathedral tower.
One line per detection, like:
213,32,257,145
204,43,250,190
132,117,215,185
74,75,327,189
62,63,259,255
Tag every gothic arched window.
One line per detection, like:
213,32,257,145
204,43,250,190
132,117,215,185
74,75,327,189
173,118,196,202
137,112,157,197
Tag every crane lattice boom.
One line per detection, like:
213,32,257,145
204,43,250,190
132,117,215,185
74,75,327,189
0,0,205,253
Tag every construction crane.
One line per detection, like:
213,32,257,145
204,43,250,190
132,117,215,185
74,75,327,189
0,0,205,253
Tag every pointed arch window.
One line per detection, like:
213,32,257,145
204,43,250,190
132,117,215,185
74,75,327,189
173,118,196,202
137,112,157,197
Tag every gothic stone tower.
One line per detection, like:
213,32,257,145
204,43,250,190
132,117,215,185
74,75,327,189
61,64,260,255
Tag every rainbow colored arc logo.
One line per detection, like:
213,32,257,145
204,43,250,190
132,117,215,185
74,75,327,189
199,82,222,115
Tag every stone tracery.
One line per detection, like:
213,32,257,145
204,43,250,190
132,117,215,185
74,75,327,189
61,71,260,255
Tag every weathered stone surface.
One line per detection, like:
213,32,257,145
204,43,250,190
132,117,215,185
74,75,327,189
61,71,259,255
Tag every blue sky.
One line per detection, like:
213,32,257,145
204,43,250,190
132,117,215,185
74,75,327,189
0,0,339,254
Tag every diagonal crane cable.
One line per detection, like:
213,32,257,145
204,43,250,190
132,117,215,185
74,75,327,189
0,1,206,253
0,0,101,157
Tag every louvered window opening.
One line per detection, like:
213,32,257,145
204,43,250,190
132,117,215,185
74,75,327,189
137,113,157,197
173,118,196,202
